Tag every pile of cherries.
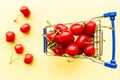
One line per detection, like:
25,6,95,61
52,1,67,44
46,21,97,57
4,6,33,64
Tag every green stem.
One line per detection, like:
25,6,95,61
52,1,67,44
9,50,23,65
9,56,23,65
46,20,60,34
14,14,22,23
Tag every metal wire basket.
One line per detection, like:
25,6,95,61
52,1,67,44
43,12,117,69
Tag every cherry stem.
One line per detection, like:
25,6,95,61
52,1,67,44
85,39,105,44
9,51,23,65
14,14,22,23
67,58,77,62
42,34,56,48
9,56,23,65
46,20,60,34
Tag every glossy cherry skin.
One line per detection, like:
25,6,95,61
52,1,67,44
6,31,15,42
20,23,31,33
85,21,96,36
70,23,84,35
14,44,24,54
84,44,95,56
54,23,68,32
24,53,33,64
54,31,74,47
75,34,89,49
20,6,31,17
66,43,79,56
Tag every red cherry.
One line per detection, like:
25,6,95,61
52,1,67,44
66,43,79,56
52,43,65,56
53,47,65,56
84,44,95,56
20,23,31,33
70,23,84,35
9,44,24,64
14,44,24,54
6,31,15,42
54,31,74,46
75,34,89,49
20,6,31,17
24,53,33,64
47,31,56,41
54,23,68,32
85,21,96,35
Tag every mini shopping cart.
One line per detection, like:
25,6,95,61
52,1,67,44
43,12,117,69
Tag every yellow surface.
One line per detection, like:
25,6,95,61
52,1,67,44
0,0,120,80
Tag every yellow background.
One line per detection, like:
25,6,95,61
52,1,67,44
0,0,120,80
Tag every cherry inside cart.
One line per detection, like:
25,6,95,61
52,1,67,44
43,12,117,69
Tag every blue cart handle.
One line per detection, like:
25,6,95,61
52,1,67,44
103,12,117,68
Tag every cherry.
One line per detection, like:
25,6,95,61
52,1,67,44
20,23,31,33
51,43,65,56
9,44,24,64
75,34,89,49
6,31,15,42
47,31,56,41
24,53,33,64
85,21,96,36
54,23,68,32
20,6,31,17
54,31,74,47
66,43,79,56
14,6,31,22
70,23,84,35
14,44,24,54
84,44,95,56
53,47,65,56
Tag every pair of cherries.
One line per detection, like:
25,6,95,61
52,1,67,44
9,44,33,64
6,6,33,64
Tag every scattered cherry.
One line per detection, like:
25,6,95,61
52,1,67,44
20,23,31,33
9,44,24,64
14,44,24,54
24,53,33,64
14,6,31,22
6,31,15,42
20,6,31,17
70,23,84,35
